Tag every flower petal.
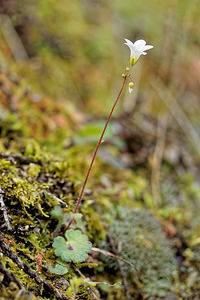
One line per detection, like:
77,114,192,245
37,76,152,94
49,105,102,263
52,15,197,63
143,45,154,51
132,46,143,59
134,39,146,50
124,39,134,48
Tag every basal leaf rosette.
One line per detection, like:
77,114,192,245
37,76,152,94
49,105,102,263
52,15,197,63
53,229,91,263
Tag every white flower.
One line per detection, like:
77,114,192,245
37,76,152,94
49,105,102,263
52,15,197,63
128,82,134,93
124,39,153,66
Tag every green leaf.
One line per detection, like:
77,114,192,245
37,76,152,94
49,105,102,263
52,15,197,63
53,229,91,263
51,207,84,229
74,122,113,145
47,263,68,275
71,213,85,231
51,206,64,222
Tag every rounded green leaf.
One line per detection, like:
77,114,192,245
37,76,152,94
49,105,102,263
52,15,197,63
47,263,68,275
53,229,91,263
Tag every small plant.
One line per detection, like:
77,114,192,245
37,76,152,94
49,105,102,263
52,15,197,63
64,38,153,232
52,39,153,266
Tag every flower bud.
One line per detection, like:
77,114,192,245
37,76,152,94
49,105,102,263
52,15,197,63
128,82,134,93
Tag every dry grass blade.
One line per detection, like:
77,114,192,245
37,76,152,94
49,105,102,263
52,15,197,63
151,114,168,206
152,78,200,158
91,247,137,271
0,14,28,61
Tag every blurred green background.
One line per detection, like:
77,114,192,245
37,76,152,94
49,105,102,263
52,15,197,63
0,0,199,116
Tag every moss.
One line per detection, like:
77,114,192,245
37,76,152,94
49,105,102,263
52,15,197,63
0,109,25,139
100,208,176,298
86,210,106,242
0,106,76,298
0,159,50,215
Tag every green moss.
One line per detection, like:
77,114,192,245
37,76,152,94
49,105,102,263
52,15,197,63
100,208,177,298
0,159,49,214
0,108,25,138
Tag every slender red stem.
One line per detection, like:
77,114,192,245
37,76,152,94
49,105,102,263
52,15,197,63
64,75,128,233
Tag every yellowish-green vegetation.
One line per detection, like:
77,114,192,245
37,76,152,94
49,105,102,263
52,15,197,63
0,1,200,299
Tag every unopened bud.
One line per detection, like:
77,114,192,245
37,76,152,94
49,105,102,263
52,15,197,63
128,82,134,93
126,67,130,72
121,73,125,78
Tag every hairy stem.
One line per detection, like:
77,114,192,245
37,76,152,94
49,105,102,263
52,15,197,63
64,75,128,233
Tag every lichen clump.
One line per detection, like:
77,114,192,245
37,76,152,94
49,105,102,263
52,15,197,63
104,208,176,298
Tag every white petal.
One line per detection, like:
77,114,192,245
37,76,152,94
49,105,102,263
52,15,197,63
134,39,146,50
143,45,154,51
124,39,136,61
124,38,134,48
132,46,143,58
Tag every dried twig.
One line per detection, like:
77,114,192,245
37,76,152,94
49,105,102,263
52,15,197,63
0,234,69,300
44,191,66,205
0,186,12,231
0,259,23,289
91,246,136,270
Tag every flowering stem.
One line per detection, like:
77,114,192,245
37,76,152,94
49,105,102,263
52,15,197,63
64,75,128,234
